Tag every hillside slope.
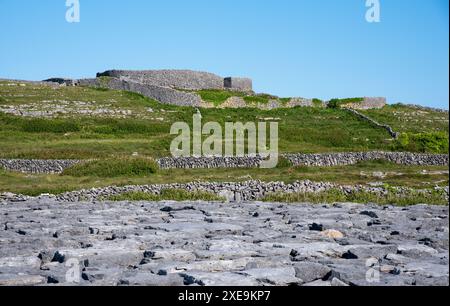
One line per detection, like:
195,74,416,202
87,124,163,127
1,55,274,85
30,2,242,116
0,80,448,160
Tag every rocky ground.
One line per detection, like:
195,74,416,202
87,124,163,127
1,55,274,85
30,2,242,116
0,199,448,286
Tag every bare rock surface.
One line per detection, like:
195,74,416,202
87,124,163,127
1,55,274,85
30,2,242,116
0,200,448,286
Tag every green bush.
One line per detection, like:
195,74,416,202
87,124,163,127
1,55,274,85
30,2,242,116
312,98,324,107
244,96,269,105
62,158,159,177
276,156,293,168
197,89,246,106
393,132,449,154
328,98,364,109
22,118,80,133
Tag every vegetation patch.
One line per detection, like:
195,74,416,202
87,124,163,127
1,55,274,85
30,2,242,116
107,189,224,202
328,98,364,109
244,95,270,105
197,89,245,106
262,188,448,206
22,118,80,133
62,158,159,177
393,132,449,154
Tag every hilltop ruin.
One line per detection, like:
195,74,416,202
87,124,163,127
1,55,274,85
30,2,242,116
44,70,386,109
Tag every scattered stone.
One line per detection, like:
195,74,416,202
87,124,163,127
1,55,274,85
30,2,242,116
309,223,324,232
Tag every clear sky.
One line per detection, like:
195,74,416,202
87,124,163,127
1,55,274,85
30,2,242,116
0,0,448,109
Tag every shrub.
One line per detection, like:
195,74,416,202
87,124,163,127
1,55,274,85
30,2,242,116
197,89,247,106
22,119,80,133
62,158,159,177
276,156,293,168
244,95,269,105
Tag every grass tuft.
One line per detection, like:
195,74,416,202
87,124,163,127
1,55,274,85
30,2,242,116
22,118,80,133
262,188,448,206
62,158,159,177
107,189,224,202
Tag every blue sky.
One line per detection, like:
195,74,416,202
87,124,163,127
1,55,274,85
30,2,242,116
0,0,448,108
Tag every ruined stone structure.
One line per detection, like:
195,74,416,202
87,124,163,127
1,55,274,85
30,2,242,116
38,70,388,109
342,97,387,110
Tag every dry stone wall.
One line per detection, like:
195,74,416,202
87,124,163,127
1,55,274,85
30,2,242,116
1,152,448,174
0,159,80,174
78,78,202,107
97,70,225,90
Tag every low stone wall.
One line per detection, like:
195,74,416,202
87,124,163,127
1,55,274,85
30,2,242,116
158,156,264,169
78,78,202,107
159,152,449,169
345,108,399,138
284,152,449,167
1,152,448,174
0,159,80,174
2,180,448,203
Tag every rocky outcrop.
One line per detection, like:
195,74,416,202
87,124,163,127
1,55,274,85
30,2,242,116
397,103,449,114
0,199,448,286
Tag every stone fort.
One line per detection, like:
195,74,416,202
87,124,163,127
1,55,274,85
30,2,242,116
45,69,386,109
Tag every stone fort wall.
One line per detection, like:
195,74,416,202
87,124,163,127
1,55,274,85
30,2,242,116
96,69,253,92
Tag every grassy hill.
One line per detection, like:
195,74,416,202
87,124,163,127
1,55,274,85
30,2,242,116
0,80,448,198
0,80,448,160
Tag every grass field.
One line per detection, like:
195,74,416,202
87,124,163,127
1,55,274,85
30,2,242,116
1,81,448,160
0,160,447,196
0,81,448,203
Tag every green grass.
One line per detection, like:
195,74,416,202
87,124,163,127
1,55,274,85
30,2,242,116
62,158,158,177
0,83,448,159
262,188,448,206
21,118,81,133
197,89,246,106
312,98,324,107
107,189,224,202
